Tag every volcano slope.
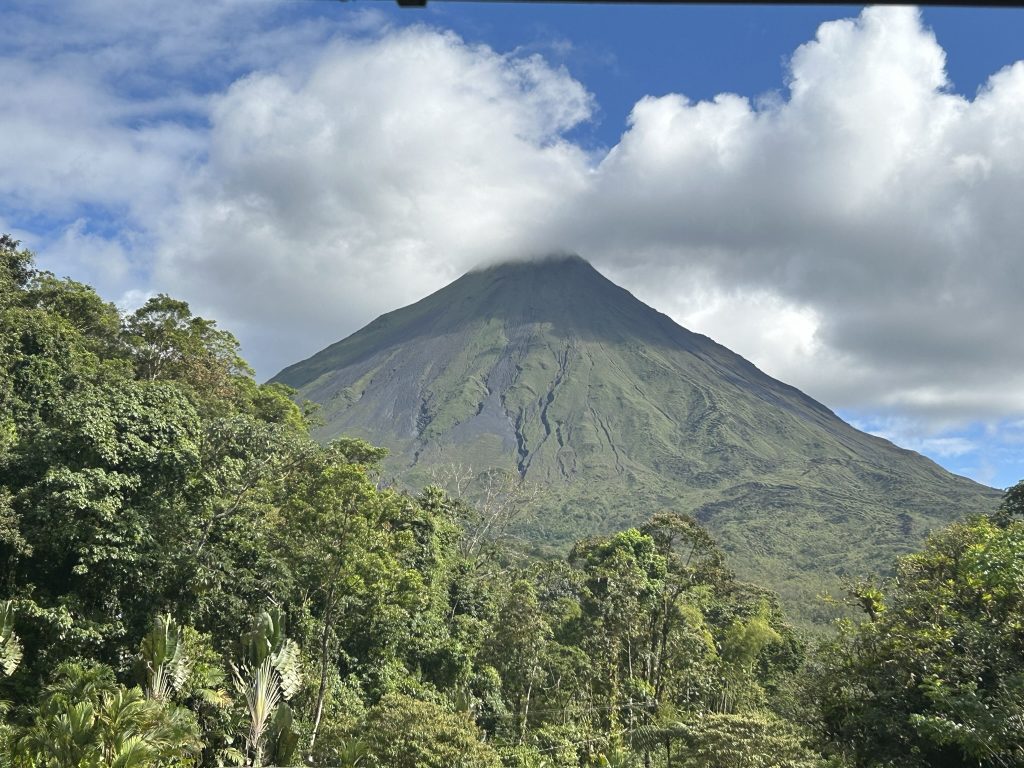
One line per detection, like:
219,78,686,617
273,255,999,621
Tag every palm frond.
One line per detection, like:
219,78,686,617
137,614,191,700
0,601,22,677
233,656,282,766
271,639,302,700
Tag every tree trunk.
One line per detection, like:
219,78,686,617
308,584,337,752
520,677,534,745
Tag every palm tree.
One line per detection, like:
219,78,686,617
135,614,238,765
335,736,369,767
231,608,303,768
136,613,191,701
12,662,201,768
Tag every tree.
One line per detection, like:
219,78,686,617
122,294,251,411
134,617,237,767
275,438,429,752
0,602,22,679
0,235,34,300
718,604,783,713
570,528,668,734
361,693,501,768
428,465,540,558
639,513,730,709
635,711,825,768
135,614,191,702
814,513,1024,767
993,479,1024,527
231,609,303,768
11,661,201,768
486,580,552,743
6,372,204,673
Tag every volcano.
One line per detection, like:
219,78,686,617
273,255,998,620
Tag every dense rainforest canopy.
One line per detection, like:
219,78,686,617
0,235,1021,767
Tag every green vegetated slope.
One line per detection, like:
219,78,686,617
274,255,999,620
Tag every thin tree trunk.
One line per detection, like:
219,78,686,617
520,677,534,745
308,583,337,752
310,508,355,752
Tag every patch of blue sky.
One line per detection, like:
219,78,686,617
4,204,130,244
65,208,134,242
0,209,70,239
343,3,866,149
927,7,1024,97
323,3,1024,150
838,409,1024,491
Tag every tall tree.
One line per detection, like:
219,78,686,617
815,511,1024,767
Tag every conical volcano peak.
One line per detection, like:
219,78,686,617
439,251,683,344
275,253,792,401
473,252,596,275
464,252,616,301
274,254,635,391
464,253,628,300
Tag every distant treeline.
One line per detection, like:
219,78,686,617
1,234,1022,767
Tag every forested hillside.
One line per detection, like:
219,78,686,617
2,235,1022,767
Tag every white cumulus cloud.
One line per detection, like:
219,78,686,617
151,25,595,372
560,6,1024,429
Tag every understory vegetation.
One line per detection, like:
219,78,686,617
1,235,1021,767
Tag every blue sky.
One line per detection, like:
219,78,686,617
396,3,1024,146
2,2,1023,489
